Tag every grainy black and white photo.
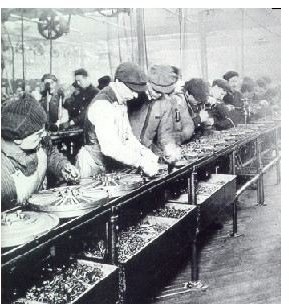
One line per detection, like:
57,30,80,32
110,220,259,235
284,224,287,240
1,7,281,304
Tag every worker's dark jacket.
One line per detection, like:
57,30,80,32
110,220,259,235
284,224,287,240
223,90,244,124
186,104,205,138
1,137,69,210
128,94,175,156
209,102,235,130
40,90,63,128
64,85,99,128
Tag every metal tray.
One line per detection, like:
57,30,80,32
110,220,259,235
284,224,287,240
117,210,198,303
1,211,59,248
79,173,145,198
28,185,109,219
12,259,118,304
168,174,236,230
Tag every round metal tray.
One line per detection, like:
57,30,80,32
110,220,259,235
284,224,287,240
28,186,109,219
1,211,59,248
79,173,145,198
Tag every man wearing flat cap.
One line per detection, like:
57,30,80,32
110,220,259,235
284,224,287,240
128,65,186,164
40,73,67,131
160,67,196,144
63,68,99,129
208,79,235,130
1,94,80,210
223,70,244,124
76,62,160,178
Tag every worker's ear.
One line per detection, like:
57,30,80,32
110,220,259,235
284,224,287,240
14,139,23,145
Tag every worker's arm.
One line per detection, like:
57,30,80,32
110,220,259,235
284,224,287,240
212,103,235,130
88,100,159,176
88,100,143,167
1,158,17,209
175,95,195,143
156,100,176,150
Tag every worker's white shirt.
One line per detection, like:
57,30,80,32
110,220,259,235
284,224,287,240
87,89,159,169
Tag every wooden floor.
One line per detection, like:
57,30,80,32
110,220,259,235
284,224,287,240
152,169,281,304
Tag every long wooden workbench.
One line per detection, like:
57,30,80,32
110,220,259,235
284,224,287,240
1,121,281,303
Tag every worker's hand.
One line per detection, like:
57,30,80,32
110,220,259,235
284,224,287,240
110,82,138,103
140,159,160,177
163,143,182,164
61,163,80,182
204,117,215,126
259,100,269,106
199,110,210,123
226,104,235,111
59,121,71,130
148,89,162,100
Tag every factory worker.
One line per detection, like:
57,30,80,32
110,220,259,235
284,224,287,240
63,69,99,129
208,79,235,130
1,94,80,211
76,62,160,178
160,66,195,145
184,78,214,137
39,74,68,131
128,65,182,164
223,70,244,124
97,75,111,91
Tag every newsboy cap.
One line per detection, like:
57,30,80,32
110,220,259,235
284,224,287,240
223,71,239,81
74,68,88,77
1,94,47,140
41,73,57,82
115,62,148,92
212,79,231,92
149,65,178,94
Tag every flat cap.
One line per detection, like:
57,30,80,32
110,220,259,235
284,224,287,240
41,73,57,82
223,71,239,81
115,62,148,92
149,65,178,94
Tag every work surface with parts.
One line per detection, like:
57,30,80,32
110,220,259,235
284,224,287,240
1,120,281,304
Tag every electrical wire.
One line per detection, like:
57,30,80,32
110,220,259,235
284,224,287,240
117,14,123,62
129,9,135,63
243,10,280,37
178,8,183,71
143,9,149,71
122,13,130,61
163,8,201,77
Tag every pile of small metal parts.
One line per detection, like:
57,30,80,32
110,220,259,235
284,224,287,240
181,142,214,160
15,261,104,304
150,206,189,219
208,180,227,186
197,184,220,196
180,126,262,161
198,135,229,147
118,221,170,263
83,240,106,260
219,126,256,138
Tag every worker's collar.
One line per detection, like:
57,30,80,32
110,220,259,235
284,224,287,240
109,82,136,105
1,138,39,175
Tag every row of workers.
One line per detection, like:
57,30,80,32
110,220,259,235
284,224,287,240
1,62,278,210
